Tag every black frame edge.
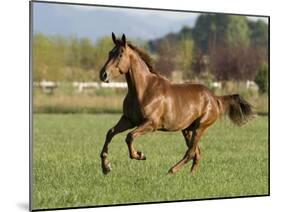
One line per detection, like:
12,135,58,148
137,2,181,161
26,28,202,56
29,1,34,211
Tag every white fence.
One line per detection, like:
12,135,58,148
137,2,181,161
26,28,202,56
33,80,58,94
72,82,127,92
34,80,259,94
34,80,128,93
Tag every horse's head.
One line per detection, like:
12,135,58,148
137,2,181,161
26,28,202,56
100,33,131,82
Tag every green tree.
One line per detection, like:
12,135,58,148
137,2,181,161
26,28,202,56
94,36,114,71
248,20,268,48
248,19,268,62
193,14,250,52
67,36,80,68
33,33,50,81
176,39,194,78
33,34,68,81
79,38,95,70
255,63,268,93
193,14,214,53
225,16,250,47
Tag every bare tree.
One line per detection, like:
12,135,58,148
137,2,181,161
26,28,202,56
209,44,262,81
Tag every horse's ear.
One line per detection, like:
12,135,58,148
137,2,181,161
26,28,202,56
112,32,117,44
121,34,126,46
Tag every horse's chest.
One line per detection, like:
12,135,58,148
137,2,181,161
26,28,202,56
123,95,144,125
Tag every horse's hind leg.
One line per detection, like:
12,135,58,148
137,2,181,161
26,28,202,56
168,127,206,174
182,129,202,174
100,115,133,174
190,146,201,174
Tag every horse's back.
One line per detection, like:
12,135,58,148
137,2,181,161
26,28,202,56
171,82,211,92
168,82,215,102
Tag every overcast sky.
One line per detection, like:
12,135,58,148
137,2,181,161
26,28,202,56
33,2,268,42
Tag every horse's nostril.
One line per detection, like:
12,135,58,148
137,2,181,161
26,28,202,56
102,72,107,81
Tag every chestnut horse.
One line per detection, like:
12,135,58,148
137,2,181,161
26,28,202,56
99,33,254,175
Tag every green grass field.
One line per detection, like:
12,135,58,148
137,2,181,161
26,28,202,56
33,114,269,210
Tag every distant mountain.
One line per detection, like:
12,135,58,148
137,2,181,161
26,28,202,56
33,2,197,42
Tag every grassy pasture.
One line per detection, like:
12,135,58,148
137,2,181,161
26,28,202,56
33,114,268,210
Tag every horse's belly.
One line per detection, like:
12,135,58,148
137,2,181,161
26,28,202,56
161,103,200,131
161,117,196,131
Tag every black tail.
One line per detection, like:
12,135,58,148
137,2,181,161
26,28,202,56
219,94,255,126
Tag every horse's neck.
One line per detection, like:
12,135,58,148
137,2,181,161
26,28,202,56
126,51,153,101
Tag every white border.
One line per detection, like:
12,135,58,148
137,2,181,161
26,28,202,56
1,0,279,212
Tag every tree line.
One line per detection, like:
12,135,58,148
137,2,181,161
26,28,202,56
149,14,268,92
33,14,268,92
33,34,113,81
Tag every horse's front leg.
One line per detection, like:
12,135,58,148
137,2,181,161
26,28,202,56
100,115,133,174
125,120,156,160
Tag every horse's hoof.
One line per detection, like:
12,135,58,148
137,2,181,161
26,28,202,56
137,151,146,160
102,163,112,175
167,169,174,175
190,167,199,175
